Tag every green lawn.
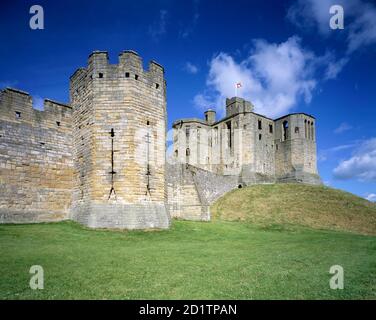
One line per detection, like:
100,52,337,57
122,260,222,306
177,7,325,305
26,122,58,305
0,220,375,299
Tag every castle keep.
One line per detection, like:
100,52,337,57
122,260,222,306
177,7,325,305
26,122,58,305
167,97,320,221
0,50,320,228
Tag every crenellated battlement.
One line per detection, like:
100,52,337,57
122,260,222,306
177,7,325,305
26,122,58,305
70,50,165,89
0,87,72,127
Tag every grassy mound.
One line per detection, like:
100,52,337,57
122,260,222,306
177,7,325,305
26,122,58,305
211,184,376,235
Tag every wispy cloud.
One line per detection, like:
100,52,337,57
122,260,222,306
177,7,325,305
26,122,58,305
318,143,357,162
287,0,376,77
365,193,376,202
148,9,168,42
184,62,199,74
0,80,18,89
333,137,376,182
179,0,200,38
334,122,352,134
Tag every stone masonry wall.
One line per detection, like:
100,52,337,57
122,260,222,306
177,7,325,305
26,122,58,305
167,162,239,221
0,88,73,223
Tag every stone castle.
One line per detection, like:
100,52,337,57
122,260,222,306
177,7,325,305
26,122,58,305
0,50,320,228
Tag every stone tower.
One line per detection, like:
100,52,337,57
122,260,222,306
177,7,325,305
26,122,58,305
70,50,170,229
274,113,319,184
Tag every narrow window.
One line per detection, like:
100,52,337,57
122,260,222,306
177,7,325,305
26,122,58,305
307,121,311,140
156,83,159,89
56,121,61,127
135,74,139,80
15,111,21,119
185,127,190,138
282,120,289,141
295,127,299,134
276,144,279,150
125,72,130,78
259,133,262,140
226,121,232,149
98,73,103,78
146,120,150,125
175,150,178,158
269,124,273,133
258,119,262,130
186,148,190,156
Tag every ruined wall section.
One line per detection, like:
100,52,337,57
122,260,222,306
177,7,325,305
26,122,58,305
0,88,73,223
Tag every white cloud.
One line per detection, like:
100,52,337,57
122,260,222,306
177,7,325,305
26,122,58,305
287,0,376,54
334,122,352,134
365,193,376,202
333,137,376,182
184,62,199,74
194,36,329,118
148,10,168,41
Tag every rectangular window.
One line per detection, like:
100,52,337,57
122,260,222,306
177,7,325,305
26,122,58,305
15,111,21,119
269,124,273,133
125,72,130,78
258,119,262,130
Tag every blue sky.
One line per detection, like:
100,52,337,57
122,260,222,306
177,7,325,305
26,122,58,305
1,0,375,200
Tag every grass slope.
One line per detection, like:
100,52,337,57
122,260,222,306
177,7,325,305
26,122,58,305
0,220,375,299
212,184,376,235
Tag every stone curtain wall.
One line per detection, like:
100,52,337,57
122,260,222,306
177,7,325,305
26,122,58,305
70,51,170,229
167,163,239,221
0,88,73,223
